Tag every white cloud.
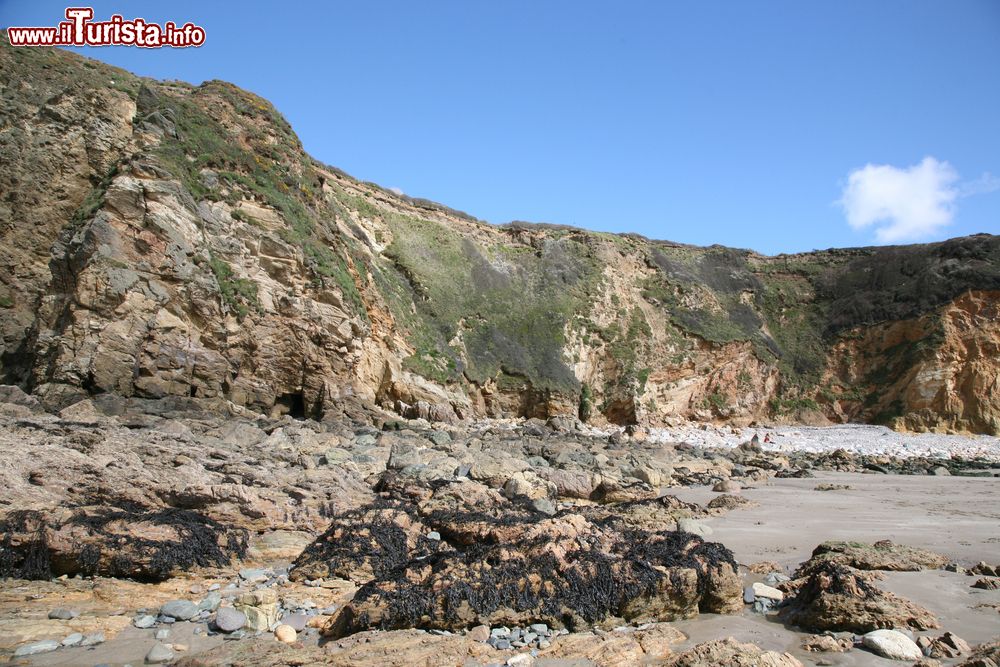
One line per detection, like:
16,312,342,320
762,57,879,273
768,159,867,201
839,157,959,243
958,172,1000,197
389,186,405,196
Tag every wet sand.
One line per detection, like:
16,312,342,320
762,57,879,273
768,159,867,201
669,470,1000,665
27,624,223,667
670,470,1000,568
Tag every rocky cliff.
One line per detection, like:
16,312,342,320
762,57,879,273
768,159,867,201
1,39,998,433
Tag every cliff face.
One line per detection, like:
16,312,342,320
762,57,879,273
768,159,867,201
1,40,998,434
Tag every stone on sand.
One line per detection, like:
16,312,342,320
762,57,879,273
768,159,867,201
751,582,784,601
274,624,297,643
214,607,247,633
862,629,922,661
14,640,61,657
160,599,200,620
145,643,175,664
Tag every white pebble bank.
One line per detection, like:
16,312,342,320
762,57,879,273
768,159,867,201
647,424,1000,462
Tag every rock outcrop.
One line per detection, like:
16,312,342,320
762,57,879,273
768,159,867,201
798,540,948,574
778,561,939,633
664,637,804,667
294,479,743,636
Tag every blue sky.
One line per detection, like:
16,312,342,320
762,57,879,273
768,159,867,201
3,1,998,253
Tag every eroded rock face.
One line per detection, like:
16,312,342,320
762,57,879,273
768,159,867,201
778,562,939,633
294,475,742,636
2,40,999,433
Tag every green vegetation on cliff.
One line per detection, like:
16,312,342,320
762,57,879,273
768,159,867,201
383,216,602,391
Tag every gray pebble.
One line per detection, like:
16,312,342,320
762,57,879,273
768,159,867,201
239,567,270,582
48,608,79,620
213,606,247,633
61,633,83,646
145,642,174,664
133,614,157,629
198,592,222,612
160,599,199,620
531,497,557,516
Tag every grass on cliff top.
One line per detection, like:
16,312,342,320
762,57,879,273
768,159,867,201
816,234,1000,334
138,82,369,319
1,39,140,101
642,245,829,391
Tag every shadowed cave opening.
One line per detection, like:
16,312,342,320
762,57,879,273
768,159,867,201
273,392,307,419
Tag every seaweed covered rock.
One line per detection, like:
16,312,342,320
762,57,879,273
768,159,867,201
0,506,248,581
290,501,450,583
706,493,756,513
309,483,741,636
664,637,804,667
325,525,739,636
797,540,947,575
778,562,939,633
589,476,658,504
